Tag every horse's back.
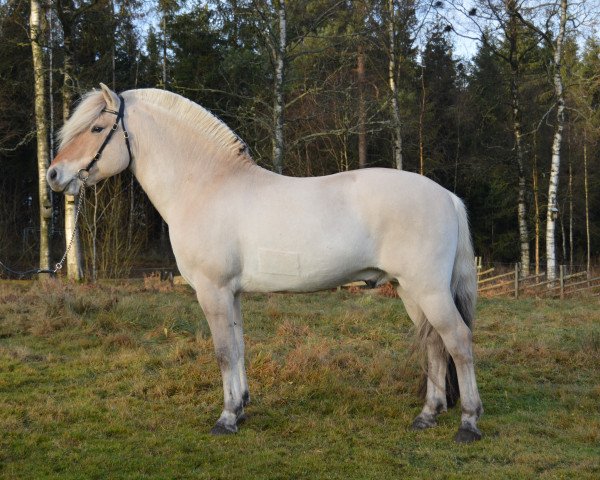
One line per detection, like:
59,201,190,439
232,168,459,293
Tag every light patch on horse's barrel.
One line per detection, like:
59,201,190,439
258,249,300,276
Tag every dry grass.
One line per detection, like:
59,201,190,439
0,280,598,479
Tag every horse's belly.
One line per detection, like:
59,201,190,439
239,245,382,293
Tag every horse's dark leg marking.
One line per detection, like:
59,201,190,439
196,287,246,435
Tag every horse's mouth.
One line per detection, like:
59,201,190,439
55,177,81,196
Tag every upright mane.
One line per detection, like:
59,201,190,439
58,88,250,160
134,89,249,157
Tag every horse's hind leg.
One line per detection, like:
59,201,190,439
196,285,246,434
399,291,448,430
416,289,483,443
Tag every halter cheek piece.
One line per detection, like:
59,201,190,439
77,94,133,181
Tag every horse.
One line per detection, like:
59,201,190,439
47,84,483,443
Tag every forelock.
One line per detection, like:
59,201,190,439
58,91,107,149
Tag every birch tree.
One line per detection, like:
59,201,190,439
513,0,568,280
387,0,403,170
272,0,286,174
30,0,51,274
232,0,341,174
545,0,568,281
454,0,532,273
55,0,89,280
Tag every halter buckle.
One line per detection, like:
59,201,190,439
77,169,90,181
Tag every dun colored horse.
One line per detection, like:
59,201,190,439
47,84,483,442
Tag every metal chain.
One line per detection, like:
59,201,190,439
52,178,86,274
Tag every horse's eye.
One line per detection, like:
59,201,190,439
91,125,104,133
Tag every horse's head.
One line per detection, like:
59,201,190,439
47,83,132,195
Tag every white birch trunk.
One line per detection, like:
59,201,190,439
387,0,402,170
514,97,529,277
272,0,286,174
545,0,568,281
60,10,83,280
30,0,52,273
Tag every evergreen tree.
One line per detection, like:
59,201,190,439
420,25,458,186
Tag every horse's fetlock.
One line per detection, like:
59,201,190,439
412,412,437,430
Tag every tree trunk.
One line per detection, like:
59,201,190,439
48,5,56,237
387,0,402,170
357,43,367,169
60,13,83,280
272,0,286,174
30,0,52,274
419,64,426,175
507,1,530,276
533,141,540,276
545,0,568,281
161,14,168,88
568,154,573,270
111,0,116,90
583,139,590,273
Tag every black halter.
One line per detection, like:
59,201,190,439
78,94,133,179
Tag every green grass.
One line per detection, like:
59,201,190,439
0,280,598,479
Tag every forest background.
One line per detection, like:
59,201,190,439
0,0,599,281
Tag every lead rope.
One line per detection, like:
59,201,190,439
0,177,87,278
51,176,87,274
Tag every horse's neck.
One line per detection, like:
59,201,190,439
129,101,258,223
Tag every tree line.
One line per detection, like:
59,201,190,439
0,0,598,280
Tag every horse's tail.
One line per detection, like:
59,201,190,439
450,194,477,331
417,194,477,408
447,194,477,406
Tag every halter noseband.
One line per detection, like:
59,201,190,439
78,94,133,180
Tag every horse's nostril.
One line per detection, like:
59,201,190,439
49,168,57,181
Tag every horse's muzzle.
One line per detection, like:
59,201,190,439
47,165,81,195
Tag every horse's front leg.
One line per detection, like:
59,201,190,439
196,285,245,434
232,293,250,409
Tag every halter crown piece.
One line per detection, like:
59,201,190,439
78,94,133,180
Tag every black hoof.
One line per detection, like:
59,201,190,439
411,415,436,430
210,423,237,435
454,426,482,443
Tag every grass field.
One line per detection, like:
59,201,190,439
0,280,598,479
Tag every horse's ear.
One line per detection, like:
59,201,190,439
99,83,119,110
